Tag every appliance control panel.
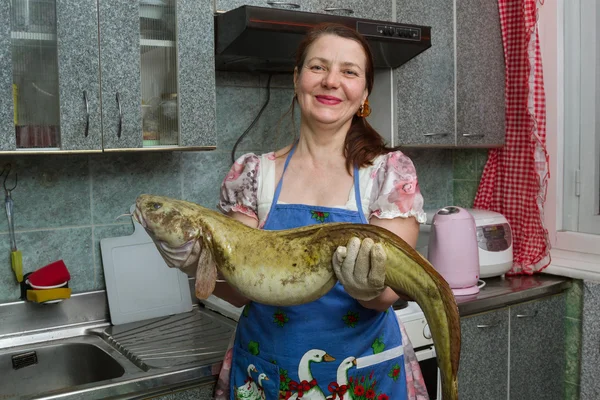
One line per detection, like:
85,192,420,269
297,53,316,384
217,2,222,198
477,223,512,252
357,21,422,41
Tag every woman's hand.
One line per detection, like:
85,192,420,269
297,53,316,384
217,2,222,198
332,237,387,301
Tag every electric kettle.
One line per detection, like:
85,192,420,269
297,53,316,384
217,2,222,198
428,206,481,296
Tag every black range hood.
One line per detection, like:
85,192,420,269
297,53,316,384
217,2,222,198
215,6,432,73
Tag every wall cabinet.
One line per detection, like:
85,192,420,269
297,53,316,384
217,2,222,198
0,0,216,154
394,0,505,148
458,295,566,400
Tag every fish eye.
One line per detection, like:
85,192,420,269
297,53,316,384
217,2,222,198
152,202,162,210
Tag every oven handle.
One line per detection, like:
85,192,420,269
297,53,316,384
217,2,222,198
414,346,436,362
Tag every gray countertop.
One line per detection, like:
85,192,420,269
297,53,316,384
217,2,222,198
455,273,571,316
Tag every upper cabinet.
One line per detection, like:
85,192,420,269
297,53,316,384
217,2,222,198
0,0,216,154
395,0,506,148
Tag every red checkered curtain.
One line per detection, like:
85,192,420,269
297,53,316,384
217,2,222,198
473,0,551,275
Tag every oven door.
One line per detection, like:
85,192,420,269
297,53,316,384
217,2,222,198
414,346,442,400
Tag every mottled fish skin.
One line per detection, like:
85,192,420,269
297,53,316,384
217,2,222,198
134,194,461,400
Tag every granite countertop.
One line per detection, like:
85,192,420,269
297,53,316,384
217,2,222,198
454,273,571,316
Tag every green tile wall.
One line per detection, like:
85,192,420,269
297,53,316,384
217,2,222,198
452,148,488,208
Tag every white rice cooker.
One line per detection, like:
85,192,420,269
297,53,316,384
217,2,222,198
417,208,513,278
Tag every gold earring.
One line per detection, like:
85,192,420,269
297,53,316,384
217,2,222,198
356,98,371,118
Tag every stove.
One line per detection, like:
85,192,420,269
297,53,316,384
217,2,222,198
395,301,441,399
394,301,433,350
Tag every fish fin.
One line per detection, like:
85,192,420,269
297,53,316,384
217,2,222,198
194,245,217,299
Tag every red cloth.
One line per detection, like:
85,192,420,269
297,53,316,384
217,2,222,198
474,0,551,275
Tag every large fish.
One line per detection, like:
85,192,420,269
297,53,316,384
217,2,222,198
133,194,461,400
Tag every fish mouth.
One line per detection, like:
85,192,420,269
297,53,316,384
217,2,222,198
132,207,147,228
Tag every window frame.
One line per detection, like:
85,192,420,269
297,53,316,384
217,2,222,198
577,0,600,234
542,0,600,280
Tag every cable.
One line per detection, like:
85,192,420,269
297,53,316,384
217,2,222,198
231,74,273,164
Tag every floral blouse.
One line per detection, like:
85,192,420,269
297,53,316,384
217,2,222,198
218,150,426,227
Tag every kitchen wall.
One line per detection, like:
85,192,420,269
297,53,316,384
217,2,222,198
0,72,481,303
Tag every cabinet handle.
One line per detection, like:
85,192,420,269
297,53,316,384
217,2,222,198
516,311,538,318
116,92,122,139
476,323,498,329
423,132,449,137
266,2,300,8
83,90,89,138
323,7,354,14
461,133,485,138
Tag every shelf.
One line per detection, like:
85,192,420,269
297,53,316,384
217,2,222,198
140,39,175,48
11,31,57,42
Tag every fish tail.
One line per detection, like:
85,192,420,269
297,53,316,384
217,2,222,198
384,247,460,400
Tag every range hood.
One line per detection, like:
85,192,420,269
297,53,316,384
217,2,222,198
215,6,431,73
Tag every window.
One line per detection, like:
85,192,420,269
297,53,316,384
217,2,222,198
541,0,600,279
563,0,600,235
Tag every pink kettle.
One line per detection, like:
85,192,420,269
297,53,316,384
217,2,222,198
428,206,481,296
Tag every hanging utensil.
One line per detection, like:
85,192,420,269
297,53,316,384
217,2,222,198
2,164,22,283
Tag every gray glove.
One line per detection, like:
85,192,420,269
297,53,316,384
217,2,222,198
332,237,387,301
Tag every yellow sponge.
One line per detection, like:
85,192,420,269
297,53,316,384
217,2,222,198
11,250,23,283
26,288,71,303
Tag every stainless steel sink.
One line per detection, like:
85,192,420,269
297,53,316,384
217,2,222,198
1,340,124,397
0,330,145,399
0,297,233,400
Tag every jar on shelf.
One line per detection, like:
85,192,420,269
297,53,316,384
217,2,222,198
142,97,160,146
159,93,178,145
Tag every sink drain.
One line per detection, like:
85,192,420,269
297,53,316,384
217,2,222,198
12,351,38,370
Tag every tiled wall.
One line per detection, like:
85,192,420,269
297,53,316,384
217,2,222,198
0,72,475,303
452,149,488,208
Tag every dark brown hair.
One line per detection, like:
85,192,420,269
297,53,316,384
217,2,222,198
285,23,394,173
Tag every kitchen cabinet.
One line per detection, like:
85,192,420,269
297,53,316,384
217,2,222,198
509,295,565,400
146,382,216,399
458,307,509,400
458,294,566,400
0,0,216,154
394,0,505,147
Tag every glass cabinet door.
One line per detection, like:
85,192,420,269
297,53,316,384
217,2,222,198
3,0,101,152
11,0,60,149
100,0,215,151
140,0,179,147
139,0,216,149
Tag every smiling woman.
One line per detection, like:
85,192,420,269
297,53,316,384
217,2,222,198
199,23,431,400
294,35,368,130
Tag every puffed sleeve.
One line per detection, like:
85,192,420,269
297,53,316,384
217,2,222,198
217,153,260,220
368,151,427,223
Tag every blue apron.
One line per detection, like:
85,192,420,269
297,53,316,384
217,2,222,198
230,147,407,400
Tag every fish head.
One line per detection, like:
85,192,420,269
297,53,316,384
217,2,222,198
133,194,208,269
134,194,219,299
134,194,202,247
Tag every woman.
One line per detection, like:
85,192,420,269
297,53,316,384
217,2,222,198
214,23,428,400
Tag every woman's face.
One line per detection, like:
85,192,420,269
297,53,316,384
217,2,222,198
294,34,369,129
